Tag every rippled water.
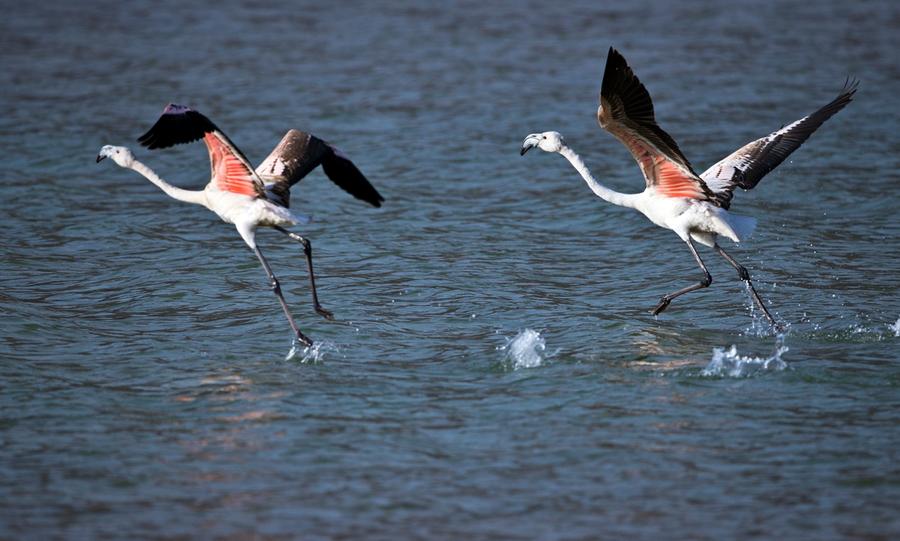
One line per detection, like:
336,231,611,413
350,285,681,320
2,0,899,539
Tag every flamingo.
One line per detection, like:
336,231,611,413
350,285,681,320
521,48,856,328
97,104,384,347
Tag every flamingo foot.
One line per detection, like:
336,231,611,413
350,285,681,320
295,330,313,348
651,297,671,316
315,305,335,321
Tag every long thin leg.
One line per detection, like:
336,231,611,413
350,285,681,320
714,244,781,330
272,226,334,320
253,245,313,347
652,239,712,316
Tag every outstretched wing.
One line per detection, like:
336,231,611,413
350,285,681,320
255,129,384,208
700,80,858,209
598,47,715,202
137,103,265,198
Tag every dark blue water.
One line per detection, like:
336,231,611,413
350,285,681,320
2,0,899,539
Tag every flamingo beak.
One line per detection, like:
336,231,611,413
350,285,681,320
520,134,540,156
96,154,107,163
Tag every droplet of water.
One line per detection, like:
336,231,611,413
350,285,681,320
743,283,783,337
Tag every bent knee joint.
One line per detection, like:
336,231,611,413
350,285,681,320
290,233,311,253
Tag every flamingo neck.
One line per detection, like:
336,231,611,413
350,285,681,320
559,145,637,209
129,159,208,207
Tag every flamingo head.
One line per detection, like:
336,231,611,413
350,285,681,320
96,145,135,167
520,131,565,155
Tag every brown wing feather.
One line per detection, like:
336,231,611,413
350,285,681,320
700,79,858,209
256,130,384,208
598,48,714,201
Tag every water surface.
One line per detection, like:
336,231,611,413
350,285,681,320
2,0,899,539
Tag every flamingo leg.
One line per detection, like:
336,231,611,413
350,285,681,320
253,245,313,347
273,226,334,321
652,239,712,316
714,244,781,330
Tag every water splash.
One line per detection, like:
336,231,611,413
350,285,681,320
285,339,337,363
702,334,789,377
744,282,783,337
498,328,548,369
804,316,899,342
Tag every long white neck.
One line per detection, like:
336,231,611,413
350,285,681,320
129,159,208,207
559,145,638,209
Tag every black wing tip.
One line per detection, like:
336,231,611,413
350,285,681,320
838,76,860,101
807,77,859,124
821,77,859,115
607,46,625,64
600,47,646,110
163,103,192,114
357,175,385,208
319,148,385,208
365,183,386,207
136,103,217,150
602,47,630,85
604,47,633,75
350,187,384,208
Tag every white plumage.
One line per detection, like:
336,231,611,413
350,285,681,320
98,104,384,348
522,48,856,327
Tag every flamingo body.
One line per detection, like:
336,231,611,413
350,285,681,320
522,47,856,327
631,192,755,247
98,104,384,347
